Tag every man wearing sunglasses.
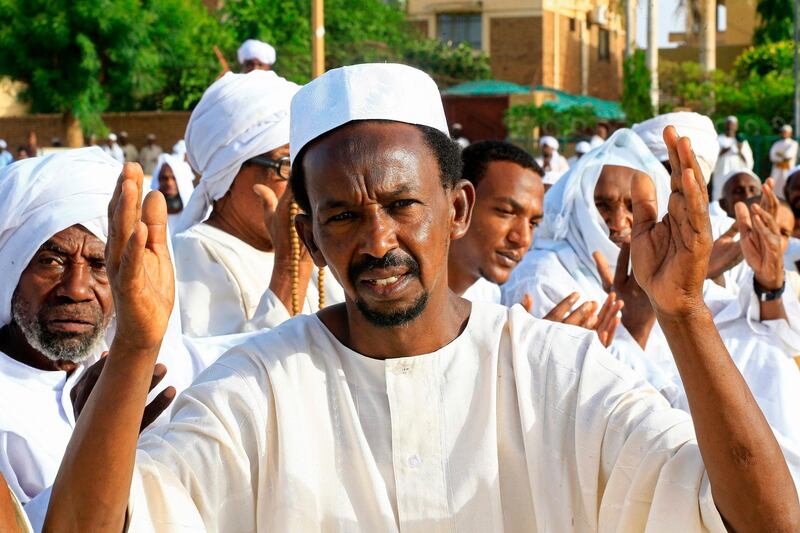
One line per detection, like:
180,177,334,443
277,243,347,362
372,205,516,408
171,70,343,337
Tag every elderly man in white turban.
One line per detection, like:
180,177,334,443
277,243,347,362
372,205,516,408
535,135,569,188
0,149,244,508
43,62,800,532
150,153,195,235
238,38,276,73
770,124,798,196
713,116,754,198
173,70,344,337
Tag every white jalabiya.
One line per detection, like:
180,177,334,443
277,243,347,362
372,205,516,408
0,149,242,504
149,153,195,235
173,222,344,337
713,135,754,200
176,71,300,234
461,277,501,304
113,305,726,532
770,137,799,196
534,154,570,185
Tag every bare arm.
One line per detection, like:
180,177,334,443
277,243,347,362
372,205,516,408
44,164,175,532
631,127,800,531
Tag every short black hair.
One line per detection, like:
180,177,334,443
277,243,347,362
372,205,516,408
290,121,462,214
460,140,543,187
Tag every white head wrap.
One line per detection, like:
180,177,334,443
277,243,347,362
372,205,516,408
237,39,276,66
715,168,761,201
0,147,121,325
538,128,671,276
176,70,299,234
150,153,196,206
726,115,739,124
0,139,8,150
540,136,559,151
575,141,591,155
632,112,718,184
289,63,449,162
172,139,187,158
781,124,793,133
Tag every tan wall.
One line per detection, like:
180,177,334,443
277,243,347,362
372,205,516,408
660,43,749,71
0,111,190,154
489,16,542,84
558,15,584,94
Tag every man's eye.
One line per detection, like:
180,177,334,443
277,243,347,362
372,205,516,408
530,220,540,229
389,199,417,209
38,256,62,266
91,261,106,271
495,208,514,216
328,211,355,222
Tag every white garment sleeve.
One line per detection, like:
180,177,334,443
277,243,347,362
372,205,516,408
128,351,269,531
243,288,292,331
770,141,783,163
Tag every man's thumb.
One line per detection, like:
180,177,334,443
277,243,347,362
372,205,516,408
253,184,279,214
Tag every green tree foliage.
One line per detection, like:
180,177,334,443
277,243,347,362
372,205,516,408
0,0,160,133
504,104,599,139
621,50,654,124
754,0,793,44
734,40,793,78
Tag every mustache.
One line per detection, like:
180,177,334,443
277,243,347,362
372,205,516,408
40,302,105,327
348,251,421,286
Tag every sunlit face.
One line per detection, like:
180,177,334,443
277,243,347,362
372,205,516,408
452,160,543,284
720,172,761,218
158,164,179,198
297,122,470,328
12,225,113,363
594,164,635,245
542,145,554,158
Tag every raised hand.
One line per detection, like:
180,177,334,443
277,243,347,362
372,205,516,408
630,126,712,317
707,223,743,282
107,163,175,350
593,245,655,348
537,292,623,347
736,178,784,292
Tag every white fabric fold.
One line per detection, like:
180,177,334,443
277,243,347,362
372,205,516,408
150,153,195,206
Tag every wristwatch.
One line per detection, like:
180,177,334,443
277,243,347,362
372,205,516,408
753,277,785,302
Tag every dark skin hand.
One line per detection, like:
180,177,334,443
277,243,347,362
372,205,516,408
524,291,622,347
631,125,799,531
593,244,656,349
0,471,25,533
706,224,743,284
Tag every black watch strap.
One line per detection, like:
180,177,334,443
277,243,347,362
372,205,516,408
753,277,785,302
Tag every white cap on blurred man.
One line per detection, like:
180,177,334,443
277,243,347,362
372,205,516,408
238,39,276,72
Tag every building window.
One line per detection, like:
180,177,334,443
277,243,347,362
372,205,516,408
717,3,727,32
437,13,482,49
570,18,576,32
598,28,610,61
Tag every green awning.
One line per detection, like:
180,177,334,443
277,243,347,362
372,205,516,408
532,85,625,120
441,80,531,96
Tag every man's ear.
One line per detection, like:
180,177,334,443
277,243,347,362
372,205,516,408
450,179,475,241
295,213,327,268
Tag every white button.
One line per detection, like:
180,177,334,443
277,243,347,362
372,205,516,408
408,454,421,468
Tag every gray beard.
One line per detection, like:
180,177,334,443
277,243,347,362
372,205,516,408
11,295,105,364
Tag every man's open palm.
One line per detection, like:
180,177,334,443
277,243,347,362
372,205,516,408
630,126,713,316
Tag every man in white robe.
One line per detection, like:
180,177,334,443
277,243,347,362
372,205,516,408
535,135,569,188
713,116,754,199
771,124,799,196
149,153,194,235
0,149,240,506
448,141,544,304
173,70,343,337
42,63,799,532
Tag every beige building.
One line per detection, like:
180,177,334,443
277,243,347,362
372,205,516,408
663,0,756,70
407,0,626,100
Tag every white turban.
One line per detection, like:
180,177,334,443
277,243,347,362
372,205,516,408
575,141,591,154
289,63,449,162
237,39,276,66
172,139,187,158
540,136,559,151
632,112,718,184
538,128,671,276
176,70,300,234
0,147,121,325
150,153,196,206
715,168,761,200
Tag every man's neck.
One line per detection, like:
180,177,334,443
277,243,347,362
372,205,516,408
447,248,480,296
206,206,274,252
319,290,471,359
0,324,78,374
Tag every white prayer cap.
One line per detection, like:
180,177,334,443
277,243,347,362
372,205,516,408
172,139,187,158
540,136,559,151
539,128,671,276
237,39,276,66
575,141,591,154
289,63,449,162
0,147,121,325
632,112,718,184
151,153,195,206
0,139,7,149
726,115,739,124
108,133,117,142
716,168,761,199
782,124,793,133
176,70,300,234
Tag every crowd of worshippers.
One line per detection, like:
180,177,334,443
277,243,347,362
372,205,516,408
0,59,799,533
